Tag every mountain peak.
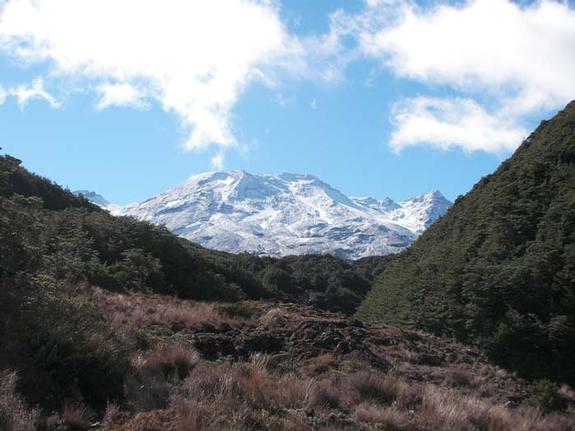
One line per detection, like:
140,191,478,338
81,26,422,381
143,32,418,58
111,170,450,259
73,190,109,207
428,189,445,198
406,189,447,203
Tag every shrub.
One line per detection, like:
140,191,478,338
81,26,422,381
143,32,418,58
354,403,409,429
0,371,38,431
307,379,342,410
530,379,570,412
178,362,309,413
17,283,127,409
126,343,200,411
443,369,475,388
303,353,337,376
217,302,255,320
132,343,200,381
347,372,402,406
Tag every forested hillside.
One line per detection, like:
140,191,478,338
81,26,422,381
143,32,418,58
358,101,575,384
0,153,372,312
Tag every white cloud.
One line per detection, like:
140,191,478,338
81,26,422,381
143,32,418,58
0,86,5,105
390,97,528,153
360,0,575,107
211,153,225,170
342,0,575,153
10,77,60,108
1,0,573,157
96,83,148,110
310,98,318,111
0,0,298,150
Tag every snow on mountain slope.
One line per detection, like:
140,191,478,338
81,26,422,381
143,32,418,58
110,171,451,259
391,190,453,234
74,190,110,207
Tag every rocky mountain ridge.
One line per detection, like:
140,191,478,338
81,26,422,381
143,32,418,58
106,171,451,259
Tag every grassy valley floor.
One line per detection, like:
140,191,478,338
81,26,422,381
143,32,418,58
3,286,573,431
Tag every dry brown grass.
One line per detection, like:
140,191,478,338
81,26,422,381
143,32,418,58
86,287,258,336
131,343,199,380
150,361,313,430
176,402,214,431
414,386,575,431
347,371,404,406
62,402,92,430
355,403,409,429
303,353,337,376
64,288,575,431
124,343,201,412
102,402,125,429
178,362,310,412
443,368,476,387
114,347,575,431
308,378,342,410
0,370,38,431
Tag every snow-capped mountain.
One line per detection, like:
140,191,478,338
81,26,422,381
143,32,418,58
108,171,451,260
74,190,110,207
387,190,452,234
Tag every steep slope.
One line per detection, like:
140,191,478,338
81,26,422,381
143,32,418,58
357,101,575,384
112,171,450,259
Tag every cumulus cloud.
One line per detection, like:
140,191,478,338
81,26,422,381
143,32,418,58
390,97,528,153
96,83,149,111
10,77,60,108
346,0,575,153
1,0,574,157
0,86,5,105
361,0,575,106
0,0,298,150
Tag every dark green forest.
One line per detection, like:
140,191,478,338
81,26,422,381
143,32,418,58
357,101,575,384
0,153,372,312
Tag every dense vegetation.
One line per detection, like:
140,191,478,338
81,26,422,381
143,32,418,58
358,101,575,385
0,153,372,311
0,152,376,414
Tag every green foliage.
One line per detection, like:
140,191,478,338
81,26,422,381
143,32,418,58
357,101,575,384
106,248,164,292
0,195,44,282
17,281,127,410
530,379,570,412
232,254,372,314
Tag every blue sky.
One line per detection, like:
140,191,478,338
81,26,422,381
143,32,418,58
1,0,574,204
